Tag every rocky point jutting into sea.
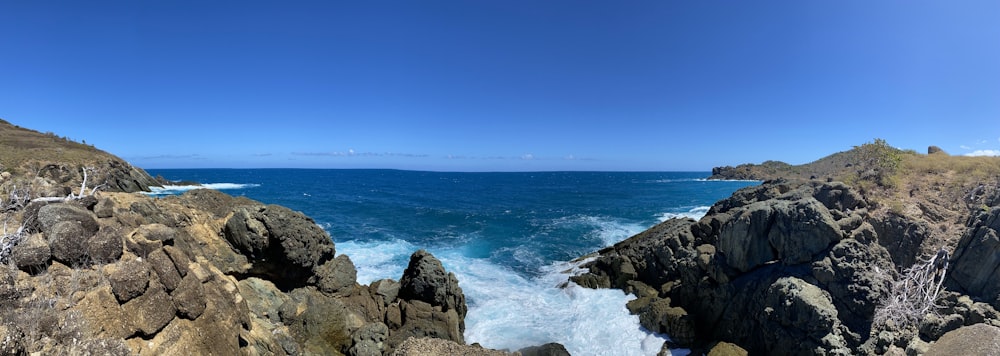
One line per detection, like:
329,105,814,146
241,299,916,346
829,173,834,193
572,142,1000,355
4,118,1000,356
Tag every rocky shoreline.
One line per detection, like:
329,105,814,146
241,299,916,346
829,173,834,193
571,176,1000,355
6,119,1000,355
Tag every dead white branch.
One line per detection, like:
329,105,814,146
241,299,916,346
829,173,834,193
873,248,949,330
0,217,29,263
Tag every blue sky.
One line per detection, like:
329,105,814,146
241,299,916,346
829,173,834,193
2,1,998,171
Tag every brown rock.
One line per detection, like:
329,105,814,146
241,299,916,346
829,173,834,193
11,232,51,271
122,282,177,336
924,323,1000,356
148,248,182,292
171,273,207,320
707,341,749,356
108,259,150,303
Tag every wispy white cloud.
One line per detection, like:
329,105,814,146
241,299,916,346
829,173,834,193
960,145,972,150
291,150,428,158
521,154,534,160
965,150,1000,157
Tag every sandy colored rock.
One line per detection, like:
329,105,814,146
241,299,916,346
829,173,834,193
392,337,512,356
925,323,1000,356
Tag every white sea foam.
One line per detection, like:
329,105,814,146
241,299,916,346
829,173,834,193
551,215,646,247
144,183,261,196
336,235,684,355
657,206,711,222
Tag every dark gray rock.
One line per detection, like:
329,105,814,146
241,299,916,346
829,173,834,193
222,204,335,289
948,207,1000,308
348,322,388,356
109,259,150,303
399,250,467,318
36,203,99,235
315,254,357,295
388,250,469,349
47,221,90,264
11,233,51,271
518,343,571,356
87,226,124,264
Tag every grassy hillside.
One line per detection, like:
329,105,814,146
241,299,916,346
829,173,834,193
0,118,158,193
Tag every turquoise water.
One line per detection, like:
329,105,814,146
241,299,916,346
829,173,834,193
147,169,757,355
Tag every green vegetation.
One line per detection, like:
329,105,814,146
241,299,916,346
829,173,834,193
851,138,903,188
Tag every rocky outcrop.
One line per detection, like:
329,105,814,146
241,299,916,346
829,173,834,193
947,206,1000,308
571,180,974,354
0,185,472,355
387,250,468,349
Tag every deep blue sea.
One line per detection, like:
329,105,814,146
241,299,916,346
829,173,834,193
146,169,758,355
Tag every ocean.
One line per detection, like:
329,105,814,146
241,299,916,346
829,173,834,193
145,169,758,355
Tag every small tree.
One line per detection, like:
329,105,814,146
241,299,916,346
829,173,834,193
853,138,902,187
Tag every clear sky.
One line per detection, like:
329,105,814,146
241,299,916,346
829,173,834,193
2,1,998,171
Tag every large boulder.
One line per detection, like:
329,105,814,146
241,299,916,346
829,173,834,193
388,250,469,349
924,323,1000,356
223,204,335,289
947,207,1000,308
36,203,99,235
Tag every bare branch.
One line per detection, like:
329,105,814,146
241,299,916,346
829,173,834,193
873,248,950,331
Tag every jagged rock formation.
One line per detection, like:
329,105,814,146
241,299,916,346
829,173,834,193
572,179,1000,354
0,186,469,355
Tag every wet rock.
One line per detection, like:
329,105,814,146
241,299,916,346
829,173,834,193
518,342,571,356
399,250,467,318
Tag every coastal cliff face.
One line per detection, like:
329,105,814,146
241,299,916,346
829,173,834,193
575,169,1000,354
0,121,470,355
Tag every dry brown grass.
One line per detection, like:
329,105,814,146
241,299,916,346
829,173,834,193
0,119,113,175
